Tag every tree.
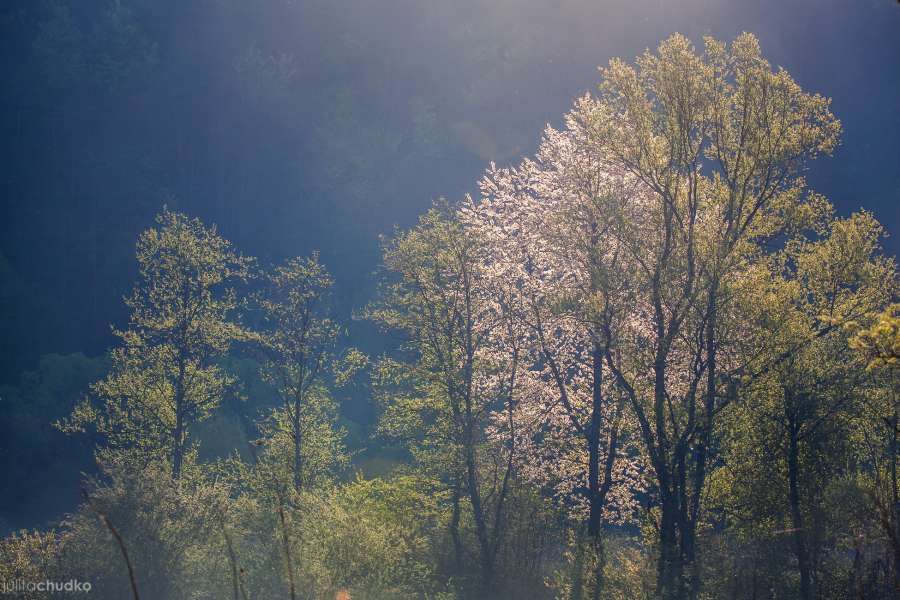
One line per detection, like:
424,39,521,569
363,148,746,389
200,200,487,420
850,304,900,372
719,212,895,599
62,208,252,480
461,32,842,599
848,304,900,590
368,203,523,594
564,33,843,599
461,118,647,600
253,253,352,493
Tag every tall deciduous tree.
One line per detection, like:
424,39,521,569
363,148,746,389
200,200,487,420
463,32,842,599
253,253,352,493
462,120,647,599
576,33,840,599
62,209,251,480
368,204,522,594
849,304,900,590
721,212,895,600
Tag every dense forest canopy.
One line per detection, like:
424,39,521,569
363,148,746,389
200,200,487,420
0,2,899,600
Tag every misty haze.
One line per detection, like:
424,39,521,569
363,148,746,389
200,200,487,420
1,1,899,599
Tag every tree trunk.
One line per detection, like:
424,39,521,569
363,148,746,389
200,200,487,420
684,287,718,599
786,409,813,600
587,341,603,539
172,370,186,480
569,527,586,600
891,409,900,592
657,488,684,600
653,344,686,600
172,413,184,481
587,340,605,600
449,479,464,574
292,396,303,493
465,439,494,594
591,535,606,600
172,304,190,481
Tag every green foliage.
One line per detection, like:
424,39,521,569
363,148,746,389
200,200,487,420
287,475,453,600
708,210,897,599
849,304,900,371
59,208,252,479
238,401,349,497
0,529,62,600
18,457,229,600
2,27,899,600
549,533,655,600
253,252,354,492
2,461,456,600
368,202,491,471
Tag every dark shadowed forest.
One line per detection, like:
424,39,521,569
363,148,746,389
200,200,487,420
0,1,899,599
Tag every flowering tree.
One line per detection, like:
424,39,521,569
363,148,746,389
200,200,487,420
465,32,844,599
461,98,651,599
